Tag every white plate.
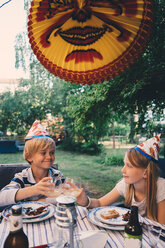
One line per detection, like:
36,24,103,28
87,208,125,231
94,206,129,226
8,202,49,219
3,202,55,223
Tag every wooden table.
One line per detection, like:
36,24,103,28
0,206,164,247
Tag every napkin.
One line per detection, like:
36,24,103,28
79,230,108,248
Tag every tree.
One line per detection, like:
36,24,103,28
66,0,165,142
9,0,164,145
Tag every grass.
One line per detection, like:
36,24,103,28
0,147,127,198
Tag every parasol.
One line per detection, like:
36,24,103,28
28,0,153,85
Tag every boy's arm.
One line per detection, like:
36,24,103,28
15,177,54,202
0,187,19,206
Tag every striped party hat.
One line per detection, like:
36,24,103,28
134,134,161,163
25,120,50,140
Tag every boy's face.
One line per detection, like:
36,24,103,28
28,147,55,170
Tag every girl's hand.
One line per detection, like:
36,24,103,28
31,177,54,197
76,188,89,207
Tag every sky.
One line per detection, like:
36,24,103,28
0,0,29,79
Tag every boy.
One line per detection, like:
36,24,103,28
0,120,65,206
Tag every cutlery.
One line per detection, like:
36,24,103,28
31,241,70,248
81,215,87,220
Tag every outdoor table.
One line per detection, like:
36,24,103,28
0,205,164,248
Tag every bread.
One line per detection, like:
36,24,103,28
100,209,119,219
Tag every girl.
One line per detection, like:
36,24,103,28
77,134,165,224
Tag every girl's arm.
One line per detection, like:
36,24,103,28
99,188,121,206
77,187,121,208
157,200,165,224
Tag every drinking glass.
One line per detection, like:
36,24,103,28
46,177,82,198
46,178,64,198
62,177,82,198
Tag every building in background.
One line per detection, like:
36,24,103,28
0,78,20,93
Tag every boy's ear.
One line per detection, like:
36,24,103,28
143,169,147,179
26,154,32,163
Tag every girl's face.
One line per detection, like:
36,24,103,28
28,147,55,171
121,153,146,185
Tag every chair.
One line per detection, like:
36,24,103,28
0,163,58,211
0,163,58,190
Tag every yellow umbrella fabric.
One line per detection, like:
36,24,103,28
28,0,153,85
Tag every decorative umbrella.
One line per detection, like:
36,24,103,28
28,0,153,85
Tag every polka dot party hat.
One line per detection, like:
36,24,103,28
25,120,50,140
134,134,161,163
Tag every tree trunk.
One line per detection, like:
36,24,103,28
129,115,136,143
112,122,115,149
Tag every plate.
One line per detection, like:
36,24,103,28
3,202,56,223
87,208,125,231
8,202,49,219
94,206,129,226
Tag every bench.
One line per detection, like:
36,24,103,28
0,140,25,153
0,140,18,153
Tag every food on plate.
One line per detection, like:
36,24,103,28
122,210,131,221
24,205,49,216
100,209,119,219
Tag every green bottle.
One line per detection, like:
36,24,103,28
124,206,142,248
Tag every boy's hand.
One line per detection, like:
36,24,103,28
31,177,54,196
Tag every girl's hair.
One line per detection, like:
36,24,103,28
125,148,159,221
23,137,56,164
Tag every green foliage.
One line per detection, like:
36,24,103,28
100,149,124,166
107,123,130,136
59,137,104,155
80,141,104,155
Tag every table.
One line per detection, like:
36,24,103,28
0,206,164,248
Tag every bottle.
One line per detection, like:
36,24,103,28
3,205,29,248
124,206,142,248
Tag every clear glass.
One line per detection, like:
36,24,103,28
51,225,83,248
46,177,82,198
144,225,162,248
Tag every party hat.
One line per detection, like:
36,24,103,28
25,120,50,140
134,134,161,163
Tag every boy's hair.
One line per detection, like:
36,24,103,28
125,148,158,221
23,137,56,164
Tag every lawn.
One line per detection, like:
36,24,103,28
0,145,130,198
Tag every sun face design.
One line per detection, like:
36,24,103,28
28,0,153,84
